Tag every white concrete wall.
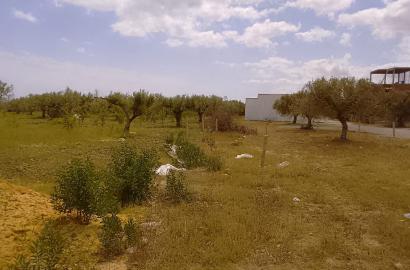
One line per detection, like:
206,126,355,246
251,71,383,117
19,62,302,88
245,94,292,121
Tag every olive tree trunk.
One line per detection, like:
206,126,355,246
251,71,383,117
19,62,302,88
175,112,182,127
292,115,298,124
123,119,132,137
339,118,349,141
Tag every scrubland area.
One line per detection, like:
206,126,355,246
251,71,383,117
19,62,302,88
1,112,409,270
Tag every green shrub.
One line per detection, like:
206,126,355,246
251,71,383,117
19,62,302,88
124,218,139,248
9,221,65,270
109,143,159,205
177,140,206,169
100,214,125,257
51,159,99,223
205,155,223,172
166,171,189,203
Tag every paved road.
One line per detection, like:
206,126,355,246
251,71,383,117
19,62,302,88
317,120,410,139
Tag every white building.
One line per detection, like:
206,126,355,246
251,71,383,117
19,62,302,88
245,94,291,121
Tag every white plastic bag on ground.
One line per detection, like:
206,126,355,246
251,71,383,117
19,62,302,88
404,213,410,219
235,154,254,159
155,164,185,176
277,161,290,168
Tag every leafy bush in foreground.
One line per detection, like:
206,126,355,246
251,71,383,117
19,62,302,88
51,159,99,223
109,143,159,205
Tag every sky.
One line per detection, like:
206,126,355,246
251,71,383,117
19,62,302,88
1,0,410,100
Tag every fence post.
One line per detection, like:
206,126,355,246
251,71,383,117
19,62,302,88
202,117,205,132
260,122,269,168
393,120,396,138
215,118,218,132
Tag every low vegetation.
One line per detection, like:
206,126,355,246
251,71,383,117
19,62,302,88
1,78,410,269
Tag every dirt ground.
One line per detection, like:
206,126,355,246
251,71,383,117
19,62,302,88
0,180,56,268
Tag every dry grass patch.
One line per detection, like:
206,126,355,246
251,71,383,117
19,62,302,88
0,180,56,268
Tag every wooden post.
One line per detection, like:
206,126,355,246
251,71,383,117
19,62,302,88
260,122,268,168
202,117,205,132
393,120,396,138
215,118,218,132
186,119,189,137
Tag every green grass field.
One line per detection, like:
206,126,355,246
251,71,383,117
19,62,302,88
1,112,409,270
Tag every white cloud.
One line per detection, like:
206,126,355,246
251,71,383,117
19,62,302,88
58,0,279,48
398,36,410,61
339,32,351,47
338,0,410,39
225,20,300,48
13,9,37,23
242,53,371,91
60,37,69,42
285,0,355,16
76,47,86,53
295,27,335,42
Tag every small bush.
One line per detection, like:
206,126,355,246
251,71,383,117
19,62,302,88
100,214,125,257
206,109,233,132
166,171,189,203
51,159,99,223
178,140,206,169
233,124,257,135
124,218,139,248
109,143,159,205
205,155,223,172
9,221,65,270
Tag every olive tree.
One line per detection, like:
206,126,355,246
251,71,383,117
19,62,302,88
273,94,299,124
311,77,359,141
106,91,155,137
164,95,189,128
190,95,209,123
0,80,13,102
383,91,410,127
294,85,320,130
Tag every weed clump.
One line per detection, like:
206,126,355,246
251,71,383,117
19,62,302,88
166,171,190,203
205,155,223,172
9,221,65,270
99,215,139,257
124,218,139,248
100,214,125,257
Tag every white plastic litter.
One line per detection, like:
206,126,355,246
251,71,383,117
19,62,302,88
155,164,185,176
235,154,254,159
293,197,301,202
404,213,410,219
277,161,290,168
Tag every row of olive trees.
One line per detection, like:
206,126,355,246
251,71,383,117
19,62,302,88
105,92,244,136
274,77,409,140
2,81,245,136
